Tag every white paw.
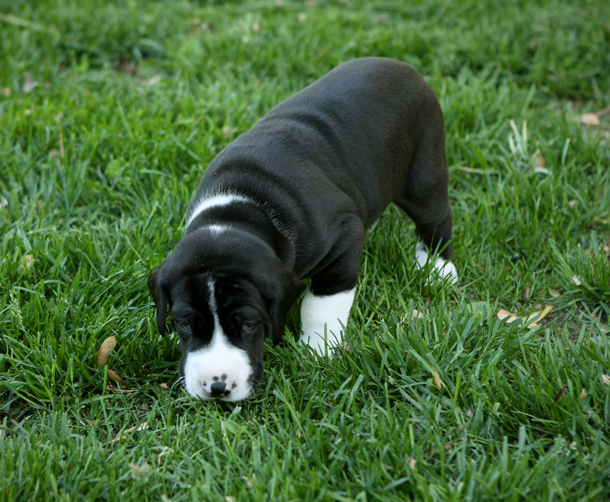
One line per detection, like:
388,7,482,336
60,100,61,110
415,242,458,284
299,288,355,356
299,328,343,357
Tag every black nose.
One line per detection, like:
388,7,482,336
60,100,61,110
210,381,228,397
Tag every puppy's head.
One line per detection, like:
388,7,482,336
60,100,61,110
148,228,302,401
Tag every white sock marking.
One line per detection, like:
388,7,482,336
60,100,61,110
299,288,356,356
415,241,458,284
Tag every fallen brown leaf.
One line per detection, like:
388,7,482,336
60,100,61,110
22,74,39,93
129,462,152,478
107,369,127,388
497,305,553,328
497,308,520,323
432,369,443,390
533,155,546,168
114,58,137,76
97,336,117,366
18,254,35,271
411,309,425,320
554,386,567,403
158,447,174,464
106,386,138,393
526,305,554,327
581,113,600,127
109,422,150,444
146,75,162,86
107,422,150,445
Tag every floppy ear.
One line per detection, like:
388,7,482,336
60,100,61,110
148,263,169,335
265,267,303,345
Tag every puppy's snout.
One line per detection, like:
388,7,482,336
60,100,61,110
183,344,253,401
209,380,229,397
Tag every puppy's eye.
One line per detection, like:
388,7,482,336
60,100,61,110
177,322,192,333
242,321,256,335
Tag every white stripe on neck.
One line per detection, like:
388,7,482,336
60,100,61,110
186,193,250,229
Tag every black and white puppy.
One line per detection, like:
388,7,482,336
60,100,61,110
148,57,457,402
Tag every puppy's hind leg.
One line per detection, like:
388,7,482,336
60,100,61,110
395,130,458,283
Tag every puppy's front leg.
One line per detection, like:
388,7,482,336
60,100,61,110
299,218,364,356
299,287,356,355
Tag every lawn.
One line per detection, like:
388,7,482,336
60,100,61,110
1,0,609,500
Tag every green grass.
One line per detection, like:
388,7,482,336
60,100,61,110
1,0,610,500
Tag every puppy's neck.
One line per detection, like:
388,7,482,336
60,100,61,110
185,195,295,268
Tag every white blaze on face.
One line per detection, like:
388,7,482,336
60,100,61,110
183,280,254,401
